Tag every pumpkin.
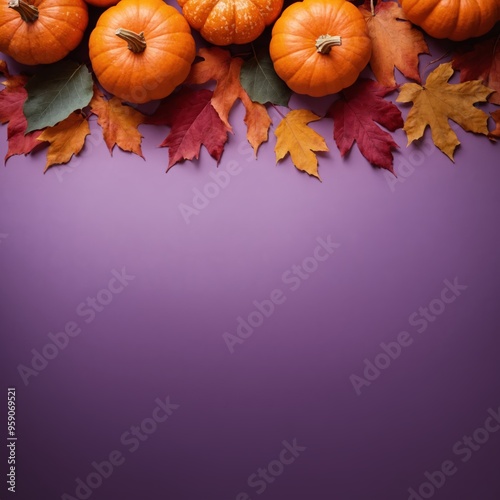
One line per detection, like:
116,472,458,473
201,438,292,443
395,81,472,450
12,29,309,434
400,0,500,41
177,0,284,46
0,0,88,65
89,0,196,104
270,0,371,97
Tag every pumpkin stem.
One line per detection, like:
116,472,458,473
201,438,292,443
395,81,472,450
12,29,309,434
370,0,375,16
315,35,342,55
115,28,147,54
8,0,39,23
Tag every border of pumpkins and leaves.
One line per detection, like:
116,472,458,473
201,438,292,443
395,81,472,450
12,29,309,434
0,0,499,180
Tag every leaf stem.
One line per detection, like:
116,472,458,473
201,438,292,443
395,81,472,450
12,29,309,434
371,0,375,16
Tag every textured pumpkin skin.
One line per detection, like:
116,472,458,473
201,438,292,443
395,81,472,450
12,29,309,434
0,0,88,65
89,0,196,104
401,0,499,41
178,0,284,45
270,0,371,97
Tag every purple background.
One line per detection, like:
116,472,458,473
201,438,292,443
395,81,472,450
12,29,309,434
1,22,500,500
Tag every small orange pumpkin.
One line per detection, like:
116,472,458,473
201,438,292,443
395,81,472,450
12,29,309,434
270,0,371,97
400,0,499,41
177,0,284,45
89,0,196,104
0,0,88,65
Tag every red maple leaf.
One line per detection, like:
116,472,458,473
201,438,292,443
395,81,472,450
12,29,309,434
0,62,44,163
327,79,403,172
452,33,500,105
146,88,230,170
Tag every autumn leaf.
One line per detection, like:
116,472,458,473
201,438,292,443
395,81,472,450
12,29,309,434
186,47,271,153
146,88,230,170
38,113,90,172
240,92,272,155
359,0,429,87
275,109,329,179
186,47,243,129
452,33,500,105
24,60,93,133
0,60,43,163
327,79,403,172
240,49,292,106
397,62,493,160
90,90,145,158
489,110,500,140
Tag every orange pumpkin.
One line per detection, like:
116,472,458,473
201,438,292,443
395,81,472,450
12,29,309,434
400,0,499,41
0,0,88,65
177,0,284,45
89,0,196,104
270,0,371,97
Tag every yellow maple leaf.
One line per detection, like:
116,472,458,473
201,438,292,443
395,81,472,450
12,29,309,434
38,113,90,172
397,62,493,160
275,110,329,179
90,91,145,158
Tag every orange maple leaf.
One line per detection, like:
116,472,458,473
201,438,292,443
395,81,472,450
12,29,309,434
38,113,90,172
360,0,429,87
186,47,270,153
397,63,493,160
275,110,329,180
90,90,145,158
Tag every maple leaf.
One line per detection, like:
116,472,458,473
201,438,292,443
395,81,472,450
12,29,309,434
0,60,43,163
359,0,429,87
145,88,230,170
38,113,90,172
397,62,493,161
452,33,500,105
90,90,145,158
186,47,243,130
240,92,272,155
489,110,500,140
186,47,271,153
275,109,329,179
327,79,403,172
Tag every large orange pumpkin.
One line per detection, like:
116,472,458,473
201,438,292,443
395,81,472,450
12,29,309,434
0,0,88,65
400,0,499,41
270,0,371,97
177,0,284,45
89,0,196,104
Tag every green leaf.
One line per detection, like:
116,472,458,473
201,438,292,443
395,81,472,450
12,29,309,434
240,50,291,107
24,61,93,133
